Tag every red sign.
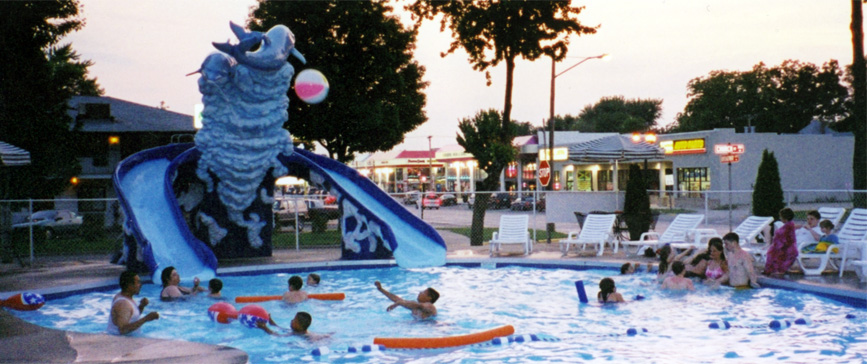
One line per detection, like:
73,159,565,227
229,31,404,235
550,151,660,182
720,155,740,164
539,160,551,186
714,144,745,155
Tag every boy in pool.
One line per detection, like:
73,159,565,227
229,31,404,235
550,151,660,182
208,278,223,298
660,261,695,291
374,281,438,319
720,232,761,289
282,276,308,303
256,311,330,341
307,273,320,287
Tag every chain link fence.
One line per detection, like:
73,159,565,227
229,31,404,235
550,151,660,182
3,189,865,264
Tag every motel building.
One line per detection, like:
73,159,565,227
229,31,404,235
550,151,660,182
351,123,853,209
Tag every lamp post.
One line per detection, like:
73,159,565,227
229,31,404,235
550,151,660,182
548,53,609,191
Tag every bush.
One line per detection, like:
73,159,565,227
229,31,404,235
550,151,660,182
623,164,652,240
752,149,785,219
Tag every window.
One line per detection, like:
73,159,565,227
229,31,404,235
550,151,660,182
677,167,710,193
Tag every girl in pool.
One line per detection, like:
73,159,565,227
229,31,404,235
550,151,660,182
701,238,728,286
598,277,625,303
159,266,205,300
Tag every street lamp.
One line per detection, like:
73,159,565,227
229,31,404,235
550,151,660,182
547,53,609,191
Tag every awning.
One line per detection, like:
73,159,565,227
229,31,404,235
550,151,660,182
568,135,664,163
0,141,30,166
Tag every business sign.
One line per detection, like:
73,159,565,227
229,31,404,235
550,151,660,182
659,138,706,155
714,144,745,155
539,160,551,186
538,147,569,161
720,154,740,164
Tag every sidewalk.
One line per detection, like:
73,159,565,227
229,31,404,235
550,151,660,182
0,229,864,363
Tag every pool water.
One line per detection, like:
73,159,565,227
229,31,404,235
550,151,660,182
11,266,867,363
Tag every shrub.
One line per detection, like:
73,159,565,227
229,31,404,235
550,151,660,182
752,149,785,219
624,164,652,240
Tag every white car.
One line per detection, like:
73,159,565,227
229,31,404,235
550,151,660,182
12,210,84,240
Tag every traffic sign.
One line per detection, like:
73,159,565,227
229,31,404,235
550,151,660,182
714,144,745,155
539,160,551,186
720,154,740,164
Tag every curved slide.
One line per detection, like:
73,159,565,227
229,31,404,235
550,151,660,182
114,144,446,283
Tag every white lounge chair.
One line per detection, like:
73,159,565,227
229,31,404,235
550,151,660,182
489,214,532,256
621,214,705,255
812,209,867,277
794,207,852,275
559,214,617,257
719,216,774,263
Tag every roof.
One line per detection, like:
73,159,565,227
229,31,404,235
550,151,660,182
68,96,196,133
396,150,438,159
568,134,665,162
535,131,619,147
0,141,30,166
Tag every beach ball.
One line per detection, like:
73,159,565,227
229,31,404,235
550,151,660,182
238,304,270,328
207,302,239,324
0,292,45,311
294,69,329,104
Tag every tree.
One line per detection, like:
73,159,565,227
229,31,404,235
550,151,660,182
623,164,652,241
514,120,543,136
0,1,98,199
752,149,785,220
248,1,428,163
850,0,866,206
570,96,662,133
456,109,517,245
672,60,849,134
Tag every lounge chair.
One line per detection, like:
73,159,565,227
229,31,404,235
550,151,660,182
559,214,617,257
793,208,867,277
489,214,532,256
620,214,705,255
793,207,853,275
714,216,774,263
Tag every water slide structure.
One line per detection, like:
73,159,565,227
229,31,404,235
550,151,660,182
114,144,447,283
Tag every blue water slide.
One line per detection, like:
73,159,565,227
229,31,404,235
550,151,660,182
280,148,446,267
113,143,217,284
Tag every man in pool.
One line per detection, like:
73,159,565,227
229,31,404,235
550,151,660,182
720,232,761,289
108,271,160,335
374,281,438,319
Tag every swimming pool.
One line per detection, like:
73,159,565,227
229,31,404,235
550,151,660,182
10,263,867,363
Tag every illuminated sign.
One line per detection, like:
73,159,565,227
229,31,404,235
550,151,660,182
660,138,706,155
714,144,745,155
538,147,569,161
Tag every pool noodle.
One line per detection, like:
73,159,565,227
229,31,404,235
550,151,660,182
234,293,345,303
575,281,589,303
373,325,515,349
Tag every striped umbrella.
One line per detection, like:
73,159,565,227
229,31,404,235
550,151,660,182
567,135,664,163
0,141,30,166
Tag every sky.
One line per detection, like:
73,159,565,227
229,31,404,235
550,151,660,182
65,0,855,156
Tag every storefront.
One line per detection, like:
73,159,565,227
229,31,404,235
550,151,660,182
357,150,444,193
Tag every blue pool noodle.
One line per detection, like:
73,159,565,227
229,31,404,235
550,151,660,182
575,280,589,303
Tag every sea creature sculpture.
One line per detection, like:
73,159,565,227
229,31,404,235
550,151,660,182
193,22,304,248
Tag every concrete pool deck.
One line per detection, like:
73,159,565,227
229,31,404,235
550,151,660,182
1,229,865,363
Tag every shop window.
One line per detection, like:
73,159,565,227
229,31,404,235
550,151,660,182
576,170,592,191
677,167,710,194
565,171,574,191
598,170,613,191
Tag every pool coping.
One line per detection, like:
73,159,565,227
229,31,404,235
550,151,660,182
8,258,865,308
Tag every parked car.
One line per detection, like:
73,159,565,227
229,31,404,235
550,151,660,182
12,210,83,240
510,195,546,211
489,193,513,209
403,192,420,205
273,199,309,229
422,193,442,209
441,193,458,206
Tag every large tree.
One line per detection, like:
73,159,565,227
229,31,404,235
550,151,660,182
672,60,849,134
850,0,866,206
248,1,428,163
456,109,517,245
0,1,100,199
570,96,662,133
408,0,597,163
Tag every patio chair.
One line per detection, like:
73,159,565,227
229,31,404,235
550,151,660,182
620,214,705,255
560,214,617,257
794,208,867,277
489,214,532,256
713,216,774,263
